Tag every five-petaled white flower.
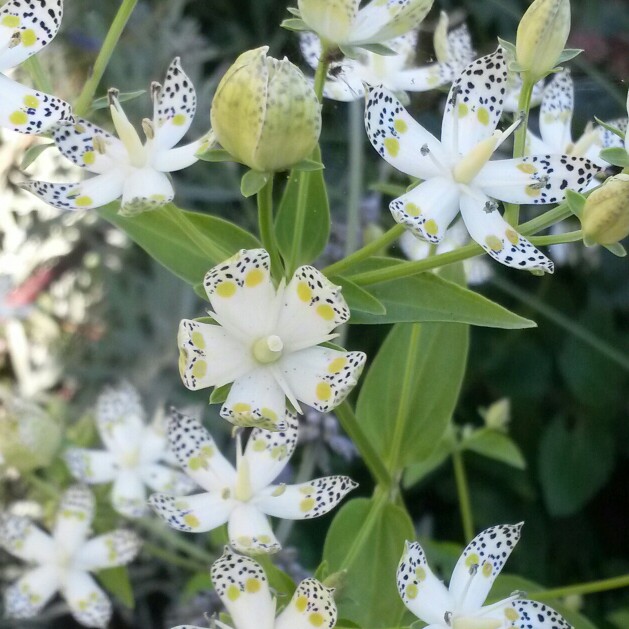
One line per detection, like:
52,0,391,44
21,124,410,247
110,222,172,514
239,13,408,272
22,57,205,215
299,13,475,102
171,546,337,629
397,523,573,629
148,409,357,554
0,485,141,628
365,48,600,273
178,248,366,431
0,0,73,133
64,382,196,519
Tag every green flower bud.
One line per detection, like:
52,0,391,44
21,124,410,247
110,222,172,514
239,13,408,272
582,174,629,246
0,395,62,472
516,0,570,81
211,47,321,173
479,398,511,431
298,0,356,46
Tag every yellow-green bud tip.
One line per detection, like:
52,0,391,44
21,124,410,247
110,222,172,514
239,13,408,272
297,0,357,46
582,174,629,246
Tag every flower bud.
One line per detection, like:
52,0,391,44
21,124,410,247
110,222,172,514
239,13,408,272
0,394,62,472
298,0,356,46
480,398,511,431
515,0,570,81
211,47,321,173
582,174,629,246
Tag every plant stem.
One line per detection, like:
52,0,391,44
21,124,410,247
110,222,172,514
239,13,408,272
257,176,284,278
345,99,364,257
24,472,59,499
530,230,582,246
313,47,330,102
529,573,629,601
74,0,139,117
519,201,572,235
452,448,474,543
142,541,208,573
24,56,53,94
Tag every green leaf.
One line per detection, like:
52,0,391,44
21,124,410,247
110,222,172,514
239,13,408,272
241,170,270,198
330,276,386,316
609,609,629,629
292,158,325,171
566,189,586,218
209,383,232,404
462,428,527,469
357,42,397,56
322,498,414,628
195,148,234,163
98,203,260,287
357,322,468,470
594,116,627,141
280,17,308,31
599,147,629,168
604,242,627,257
556,47,583,64
182,572,213,601
403,428,456,488
96,566,134,609
91,89,145,110
20,142,54,170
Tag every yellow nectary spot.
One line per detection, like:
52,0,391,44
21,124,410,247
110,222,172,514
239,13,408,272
482,561,493,577
226,584,240,601
458,103,468,118
525,185,542,197
191,331,205,349
75,196,93,207
1,14,20,27
299,485,315,494
316,382,332,401
21,28,37,46
405,202,421,217
172,113,187,126
424,219,438,236
236,536,252,547
82,151,95,165
415,566,426,581
245,577,261,593
517,162,537,174
183,513,200,528
505,608,519,621
259,534,272,543
295,594,308,612
477,106,490,125
178,348,187,376
384,137,400,157
485,235,503,251
260,407,278,423
297,281,312,302
252,437,266,451
394,118,408,133
328,357,347,374
300,497,315,512
9,111,28,126
316,304,335,321
200,445,214,458
245,268,264,287
309,612,325,627
191,359,207,379
505,229,519,245
233,402,251,414
406,583,418,599
216,281,237,297
150,194,166,202
465,552,480,567
23,95,39,109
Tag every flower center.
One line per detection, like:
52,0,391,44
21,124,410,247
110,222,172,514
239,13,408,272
452,134,500,184
252,334,284,364
451,617,501,629
120,448,140,469
234,434,253,502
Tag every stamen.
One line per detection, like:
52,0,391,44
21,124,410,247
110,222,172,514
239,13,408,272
93,135,107,155
444,611,453,626
142,118,155,140
8,31,20,49
449,84,462,156
151,81,162,102
483,200,498,214
494,116,522,151
421,143,447,173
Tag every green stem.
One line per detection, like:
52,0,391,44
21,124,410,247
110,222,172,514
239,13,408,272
142,541,208,573
313,47,330,102
257,176,284,278
519,201,572,236
335,401,392,487
530,230,582,246
345,99,364,257
74,0,139,117
529,573,629,601
24,56,53,94
452,448,474,543
24,472,59,499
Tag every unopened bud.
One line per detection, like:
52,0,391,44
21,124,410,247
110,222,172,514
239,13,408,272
211,47,321,173
516,0,570,82
480,398,511,431
298,0,356,46
582,174,629,246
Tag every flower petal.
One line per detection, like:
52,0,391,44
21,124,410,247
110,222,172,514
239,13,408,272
396,540,453,625
539,69,573,152
0,73,72,134
111,469,147,518
277,346,366,413
152,57,197,150
4,565,59,619
221,366,287,431
177,319,255,390
166,409,236,491
203,248,277,341
475,155,599,204
120,167,174,216
152,139,202,172
64,448,118,484
140,462,198,494
148,491,235,533
275,578,337,629
210,547,275,629
389,176,461,244
365,86,447,180
352,0,432,45
227,503,281,553
506,599,572,629
323,70,367,101
449,522,523,612
74,530,142,572
21,169,126,211
254,475,357,520
278,266,350,351
299,32,321,71
53,485,95,554
441,49,507,156
62,570,112,629
459,191,554,273
244,411,299,493
0,0,63,70
0,514,54,562
392,65,449,92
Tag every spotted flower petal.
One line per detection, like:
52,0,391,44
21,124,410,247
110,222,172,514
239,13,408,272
506,599,572,628
152,140,202,171
4,565,59,619
120,167,174,216
53,485,95,555
61,570,112,629
539,70,574,151
149,491,235,533
228,502,281,554
0,514,55,562
74,530,142,572
275,578,337,629
64,448,118,484
139,462,197,494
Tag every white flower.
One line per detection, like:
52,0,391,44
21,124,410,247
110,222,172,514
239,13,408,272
397,523,573,629
64,382,196,519
172,546,337,629
0,0,72,133
502,71,544,114
22,57,204,215
299,13,475,102
178,248,366,431
149,409,357,554
365,48,600,272
0,485,141,628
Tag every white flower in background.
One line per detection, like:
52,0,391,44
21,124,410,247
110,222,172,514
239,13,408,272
502,71,544,113
172,546,337,629
399,220,492,285
365,49,600,272
0,485,141,628
64,382,196,518
22,57,205,215
149,409,356,554
397,523,573,629
299,13,475,102
178,248,366,431
0,0,73,133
